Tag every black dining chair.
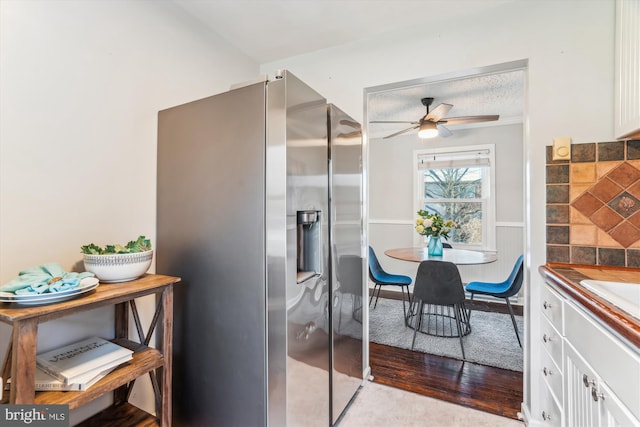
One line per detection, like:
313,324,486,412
368,246,413,326
409,260,470,359
465,254,524,347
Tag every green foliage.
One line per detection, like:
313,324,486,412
81,235,152,254
421,166,484,244
415,209,459,239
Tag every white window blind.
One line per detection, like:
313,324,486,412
417,149,491,169
413,144,496,250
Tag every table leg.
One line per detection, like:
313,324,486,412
114,302,129,404
10,318,38,403
160,285,173,427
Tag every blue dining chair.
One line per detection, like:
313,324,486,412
368,246,413,326
465,254,524,347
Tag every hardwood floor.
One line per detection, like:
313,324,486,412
369,342,523,420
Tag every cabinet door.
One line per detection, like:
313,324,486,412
541,284,564,333
565,342,599,427
541,315,563,369
539,382,563,427
614,0,640,138
541,341,563,405
598,380,640,427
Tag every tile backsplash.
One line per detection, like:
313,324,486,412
546,140,640,268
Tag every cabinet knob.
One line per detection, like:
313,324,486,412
543,334,553,343
583,374,597,388
543,367,552,376
543,301,552,310
592,385,605,402
542,411,552,421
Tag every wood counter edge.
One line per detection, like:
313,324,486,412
539,264,640,350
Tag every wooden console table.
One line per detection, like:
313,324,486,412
0,274,181,427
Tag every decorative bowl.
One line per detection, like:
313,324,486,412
83,250,153,283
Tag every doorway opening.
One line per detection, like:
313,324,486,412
363,60,528,420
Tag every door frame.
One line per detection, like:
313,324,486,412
361,58,530,394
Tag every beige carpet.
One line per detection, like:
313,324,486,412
369,297,524,371
338,381,524,427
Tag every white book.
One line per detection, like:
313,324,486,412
36,336,133,385
5,366,114,391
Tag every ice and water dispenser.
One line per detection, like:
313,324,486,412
296,210,322,283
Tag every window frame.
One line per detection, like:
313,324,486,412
412,144,496,251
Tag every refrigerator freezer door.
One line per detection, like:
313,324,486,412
328,104,364,424
157,82,269,427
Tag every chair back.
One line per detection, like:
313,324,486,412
498,254,524,298
412,260,465,305
368,246,385,282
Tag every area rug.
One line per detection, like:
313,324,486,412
369,297,524,372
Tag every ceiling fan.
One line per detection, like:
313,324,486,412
371,97,500,139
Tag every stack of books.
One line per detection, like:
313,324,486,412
8,336,134,392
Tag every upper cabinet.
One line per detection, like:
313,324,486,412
614,0,640,139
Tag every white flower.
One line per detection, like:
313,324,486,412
423,218,433,228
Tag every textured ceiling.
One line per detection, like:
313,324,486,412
367,69,525,139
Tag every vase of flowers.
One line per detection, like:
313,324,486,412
415,209,459,257
427,235,443,257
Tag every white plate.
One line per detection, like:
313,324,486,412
0,277,99,305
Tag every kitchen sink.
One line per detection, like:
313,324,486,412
579,280,640,320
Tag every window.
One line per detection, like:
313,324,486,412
413,145,496,250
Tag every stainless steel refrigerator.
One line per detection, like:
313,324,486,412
156,70,364,427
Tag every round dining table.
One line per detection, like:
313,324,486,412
384,247,497,265
383,247,497,338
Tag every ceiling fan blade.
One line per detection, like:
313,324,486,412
338,129,362,138
370,120,420,124
339,119,361,129
437,124,453,138
382,125,420,139
440,115,500,125
424,103,453,122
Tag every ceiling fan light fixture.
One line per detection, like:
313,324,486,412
418,121,438,139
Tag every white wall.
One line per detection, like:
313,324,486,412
0,0,257,423
260,0,615,422
369,123,524,285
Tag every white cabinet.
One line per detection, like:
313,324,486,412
598,380,640,427
565,342,603,427
539,284,564,426
565,342,639,427
564,298,640,423
538,281,640,427
614,0,640,139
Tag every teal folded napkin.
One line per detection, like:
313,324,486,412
0,263,95,295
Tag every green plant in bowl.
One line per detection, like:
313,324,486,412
81,236,153,283
81,235,152,255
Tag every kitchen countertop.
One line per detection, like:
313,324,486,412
539,263,640,349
